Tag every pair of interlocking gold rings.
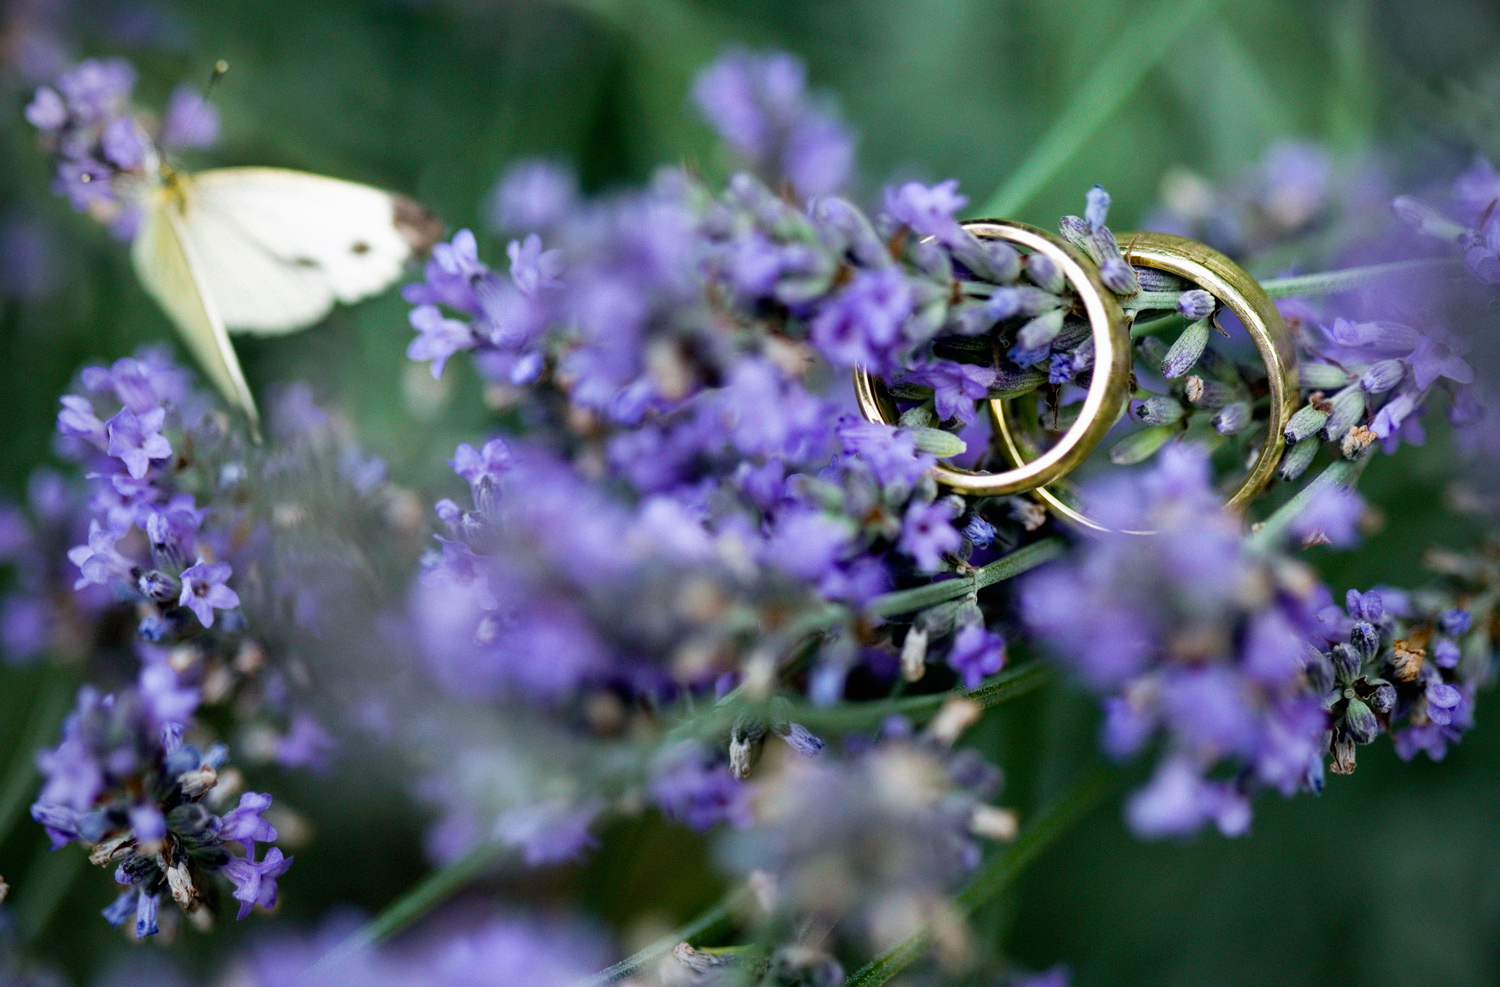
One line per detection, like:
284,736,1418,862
853,220,1299,532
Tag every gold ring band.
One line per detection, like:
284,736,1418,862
994,230,1299,531
852,220,1132,496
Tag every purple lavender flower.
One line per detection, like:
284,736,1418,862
900,500,961,573
408,304,478,378
650,742,754,832
808,266,914,372
883,179,968,246
692,48,853,198
222,847,293,920
488,159,578,233
947,623,1006,689
105,406,171,479
1023,447,1330,838
901,359,997,424
160,85,220,149
178,558,239,628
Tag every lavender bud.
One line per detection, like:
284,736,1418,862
1058,215,1094,256
1176,289,1216,320
1441,608,1472,636
1342,697,1380,745
1025,252,1064,293
1134,396,1184,426
779,723,825,757
1018,309,1065,350
812,196,888,267
1359,359,1406,394
909,426,967,458
988,286,1062,321
983,240,1022,283
899,405,935,429
1331,642,1362,682
137,569,179,604
1391,195,1468,242
910,237,953,282
1351,621,1381,662
1133,267,1187,292
1213,401,1252,435
1368,681,1397,714
1320,386,1366,440
1099,256,1140,296
1305,652,1336,694
1161,318,1211,378
961,513,997,549
1284,403,1330,443
1300,362,1354,390
1108,425,1175,465
901,626,929,682
1185,375,1236,408
1278,437,1318,480
1085,185,1111,229
728,717,766,779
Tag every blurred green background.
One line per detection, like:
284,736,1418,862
2,0,1499,983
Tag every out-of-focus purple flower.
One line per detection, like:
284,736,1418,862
160,85,220,149
947,623,1006,689
408,304,478,378
1288,485,1365,547
809,266,914,373
836,418,934,490
650,742,753,832
900,500,960,573
1125,756,1251,839
488,159,578,233
883,179,968,246
692,48,853,198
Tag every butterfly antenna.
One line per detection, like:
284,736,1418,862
204,59,229,100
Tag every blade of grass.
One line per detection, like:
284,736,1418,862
574,888,743,986
975,0,1229,219
0,666,76,849
308,840,510,971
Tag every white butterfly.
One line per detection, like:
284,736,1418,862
131,166,442,435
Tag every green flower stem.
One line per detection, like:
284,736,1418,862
0,665,77,850
841,767,1116,987
1258,256,1463,299
310,840,510,969
1247,453,1371,551
1124,289,1187,312
866,538,1065,620
573,888,743,986
976,0,1229,219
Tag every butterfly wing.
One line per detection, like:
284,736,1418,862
181,167,441,336
131,190,262,432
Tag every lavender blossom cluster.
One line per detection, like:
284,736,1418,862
7,40,1500,987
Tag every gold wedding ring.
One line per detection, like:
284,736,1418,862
852,220,1132,496
994,231,1298,531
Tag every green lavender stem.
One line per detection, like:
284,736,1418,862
309,840,510,969
977,0,1228,218
1258,256,1463,299
573,889,743,986
841,767,1116,987
1247,453,1371,550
